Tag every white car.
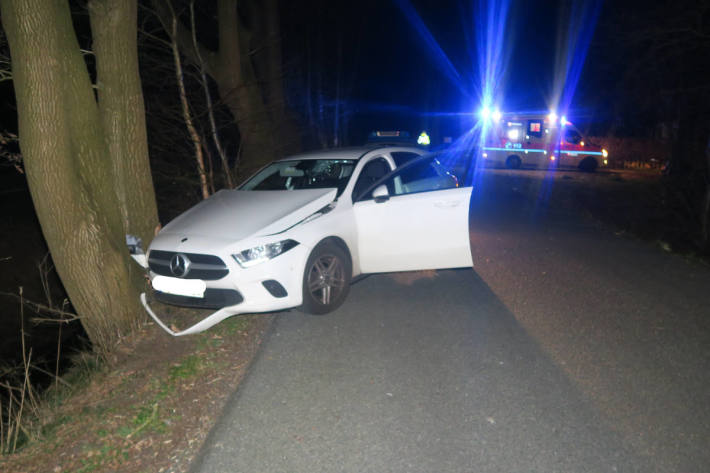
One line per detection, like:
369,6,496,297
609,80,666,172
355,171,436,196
139,145,473,336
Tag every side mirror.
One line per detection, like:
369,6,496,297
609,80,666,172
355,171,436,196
126,234,148,268
372,184,389,203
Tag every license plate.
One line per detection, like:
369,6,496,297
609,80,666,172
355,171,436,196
152,275,206,298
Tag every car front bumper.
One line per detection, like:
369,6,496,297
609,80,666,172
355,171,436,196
142,242,311,336
141,292,247,336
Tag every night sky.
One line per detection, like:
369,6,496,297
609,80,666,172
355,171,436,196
0,0,609,146
283,0,603,144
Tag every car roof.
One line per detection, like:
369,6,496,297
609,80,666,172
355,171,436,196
276,145,424,162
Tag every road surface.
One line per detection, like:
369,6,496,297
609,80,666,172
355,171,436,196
192,170,710,472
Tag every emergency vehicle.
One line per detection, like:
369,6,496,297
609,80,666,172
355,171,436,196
480,111,609,172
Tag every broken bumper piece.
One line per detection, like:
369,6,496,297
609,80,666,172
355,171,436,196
140,292,244,337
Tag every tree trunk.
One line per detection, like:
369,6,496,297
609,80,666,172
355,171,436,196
90,0,159,247
703,137,710,250
1,0,146,352
211,0,277,179
216,72,278,179
255,0,300,153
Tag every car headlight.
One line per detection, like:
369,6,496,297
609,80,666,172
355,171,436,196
232,239,299,268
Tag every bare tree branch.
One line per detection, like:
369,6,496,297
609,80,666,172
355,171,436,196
190,0,233,188
146,0,217,76
166,1,210,199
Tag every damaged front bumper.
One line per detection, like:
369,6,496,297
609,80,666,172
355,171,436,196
140,292,244,337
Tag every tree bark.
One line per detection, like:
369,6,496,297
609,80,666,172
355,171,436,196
90,0,159,247
255,0,300,155
212,0,276,179
1,0,148,352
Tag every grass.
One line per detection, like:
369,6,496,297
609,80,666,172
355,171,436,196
168,354,201,381
504,168,710,260
220,315,251,335
0,313,271,473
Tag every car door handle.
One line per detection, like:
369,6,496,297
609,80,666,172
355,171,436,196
434,200,461,208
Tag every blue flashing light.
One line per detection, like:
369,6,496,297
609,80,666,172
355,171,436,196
479,106,502,121
560,116,568,126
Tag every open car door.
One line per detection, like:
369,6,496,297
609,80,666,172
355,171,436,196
353,154,473,273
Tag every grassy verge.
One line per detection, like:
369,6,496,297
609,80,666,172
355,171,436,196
555,170,708,259
0,311,272,473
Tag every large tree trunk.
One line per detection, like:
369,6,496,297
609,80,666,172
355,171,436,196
90,0,159,247
255,0,300,152
215,70,278,179
1,0,148,352
703,137,710,250
211,0,277,179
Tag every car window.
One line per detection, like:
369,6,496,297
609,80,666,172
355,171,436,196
358,156,458,201
528,120,543,138
352,157,391,200
391,151,422,167
393,158,457,196
565,129,582,145
240,159,356,196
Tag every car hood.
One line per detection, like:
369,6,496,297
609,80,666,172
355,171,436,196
160,188,337,242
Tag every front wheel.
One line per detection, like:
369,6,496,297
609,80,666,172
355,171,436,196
506,155,522,169
301,242,351,315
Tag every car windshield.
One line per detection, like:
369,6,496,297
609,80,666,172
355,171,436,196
240,159,356,196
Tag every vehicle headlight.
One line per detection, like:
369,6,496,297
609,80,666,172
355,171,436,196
602,148,609,158
232,239,299,268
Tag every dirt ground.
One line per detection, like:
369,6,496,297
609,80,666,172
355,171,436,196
0,304,273,473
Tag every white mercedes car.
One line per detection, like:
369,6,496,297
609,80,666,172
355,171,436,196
139,145,473,336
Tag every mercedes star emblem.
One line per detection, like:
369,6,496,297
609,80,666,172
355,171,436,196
169,253,191,278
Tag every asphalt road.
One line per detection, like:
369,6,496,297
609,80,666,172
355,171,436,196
192,170,710,473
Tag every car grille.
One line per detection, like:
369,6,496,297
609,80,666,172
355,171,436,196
148,250,229,280
153,288,243,309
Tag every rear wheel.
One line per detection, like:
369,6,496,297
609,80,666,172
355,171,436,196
301,242,351,315
506,155,522,169
579,156,598,172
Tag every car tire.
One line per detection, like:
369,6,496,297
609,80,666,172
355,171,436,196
506,155,522,169
579,156,598,172
301,241,352,315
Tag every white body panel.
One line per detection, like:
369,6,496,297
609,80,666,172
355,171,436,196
354,187,473,273
161,188,337,241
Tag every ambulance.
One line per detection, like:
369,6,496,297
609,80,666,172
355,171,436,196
479,110,609,172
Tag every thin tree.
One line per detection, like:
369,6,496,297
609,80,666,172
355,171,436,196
165,0,210,199
189,0,233,188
